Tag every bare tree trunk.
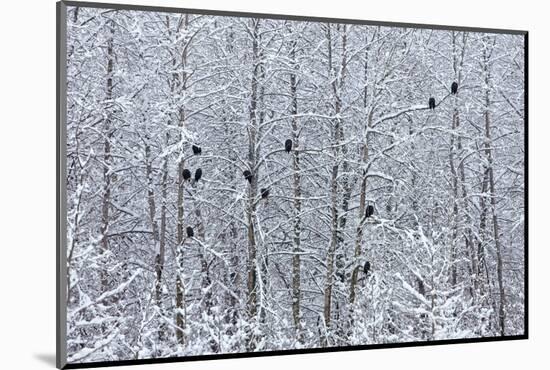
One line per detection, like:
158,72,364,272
482,40,506,335
350,43,372,306
175,119,187,346
323,166,339,345
335,25,349,237
194,205,218,352
100,20,114,292
144,140,161,300
174,14,190,347
334,29,350,340
487,133,506,336
156,133,168,306
448,31,468,289
449,105,460,288
258,53,269,327
322,24,345,345
450,32,478,302
451,35,478,295
219,91,240,333
456,113,478,300
488,161,506,336
289,38,303,339
246,19,261,349
152,130,169,344
350,139,369,305
478,171,491,295
145,142,160,241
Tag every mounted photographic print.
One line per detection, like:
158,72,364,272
56,1,528,368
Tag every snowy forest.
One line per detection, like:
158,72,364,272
64,5,526,364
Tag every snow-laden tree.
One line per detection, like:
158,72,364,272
64,5,525,363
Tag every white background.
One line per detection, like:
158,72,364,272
0,0,545,368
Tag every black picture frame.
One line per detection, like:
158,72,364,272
57,1,528,368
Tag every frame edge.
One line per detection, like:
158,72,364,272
57,1,68,369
